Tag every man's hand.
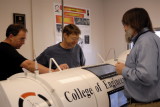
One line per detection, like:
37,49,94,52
54,64,69,71
115,62,125,75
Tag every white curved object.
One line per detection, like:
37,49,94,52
49,58,62,72
0,63,127,107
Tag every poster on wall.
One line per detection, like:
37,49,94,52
54,3,91,48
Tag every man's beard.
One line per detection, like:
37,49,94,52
125,28,134,43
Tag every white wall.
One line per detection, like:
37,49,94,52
104,0,160,59
0,0,105,66
0,0,33,59
32,0,55,59
32,0,106,65
1,0,160,66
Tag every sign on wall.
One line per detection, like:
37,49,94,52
54,3,91,48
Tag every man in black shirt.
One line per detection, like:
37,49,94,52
0,24,68,80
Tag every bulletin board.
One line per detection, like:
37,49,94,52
54,3,91,48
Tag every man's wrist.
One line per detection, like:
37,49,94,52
51,69,56,72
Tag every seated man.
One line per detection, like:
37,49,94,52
0,24,68,81
37,24,85,69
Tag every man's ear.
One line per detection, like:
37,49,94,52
63,33,68,39
63,33,67,37
8,34,14,40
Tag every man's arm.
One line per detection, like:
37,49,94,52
20,60,69,73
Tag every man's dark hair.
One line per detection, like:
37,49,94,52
122,8,154,32
63,24,81,36
6,24,27,37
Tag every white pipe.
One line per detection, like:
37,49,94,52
97,53,105,63
106,48,117,61
49,58,62,72
61,0,64,41
30,0,34,60
33,49,39,76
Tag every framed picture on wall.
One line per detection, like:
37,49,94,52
13,13,26,27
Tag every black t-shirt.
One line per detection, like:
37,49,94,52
0,42,27,80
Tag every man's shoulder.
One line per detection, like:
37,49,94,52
44,43,61,53
75,44,81,49
0,42,14,50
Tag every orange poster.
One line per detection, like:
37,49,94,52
56,15,74,24
54,4,91,45
60,5,86,13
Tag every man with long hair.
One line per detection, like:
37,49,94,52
115,8,160,107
